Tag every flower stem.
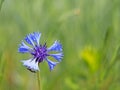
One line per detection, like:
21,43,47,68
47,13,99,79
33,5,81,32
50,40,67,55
37,71,41,90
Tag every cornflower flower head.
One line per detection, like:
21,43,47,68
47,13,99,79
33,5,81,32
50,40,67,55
18,32,63,73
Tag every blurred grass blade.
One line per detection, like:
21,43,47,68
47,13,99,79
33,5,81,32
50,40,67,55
101,28,115,66
103,27,114,48
109,45,120,67
0,0,4,12
102,45,120,79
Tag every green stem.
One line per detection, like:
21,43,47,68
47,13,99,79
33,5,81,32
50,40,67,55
37,71,41,90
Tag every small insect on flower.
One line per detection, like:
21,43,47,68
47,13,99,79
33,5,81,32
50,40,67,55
18,32,63,73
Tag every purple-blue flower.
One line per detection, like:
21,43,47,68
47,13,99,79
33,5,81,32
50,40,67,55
18,32,63,72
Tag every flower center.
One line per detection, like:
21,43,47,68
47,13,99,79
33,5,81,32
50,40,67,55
32,43,48,63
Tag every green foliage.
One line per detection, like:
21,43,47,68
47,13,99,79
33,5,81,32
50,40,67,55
0,0,120,90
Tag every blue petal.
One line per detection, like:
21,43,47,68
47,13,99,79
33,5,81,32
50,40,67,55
47,40,63,52
50,53,63,62
18,41,32,53
25,34,35,46
19,48,29,53
46,59,59,71
30,32,41,45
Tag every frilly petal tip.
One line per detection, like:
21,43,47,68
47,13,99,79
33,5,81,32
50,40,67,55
21,59,40,73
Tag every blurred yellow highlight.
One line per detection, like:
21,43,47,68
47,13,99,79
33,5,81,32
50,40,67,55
79,46,100,72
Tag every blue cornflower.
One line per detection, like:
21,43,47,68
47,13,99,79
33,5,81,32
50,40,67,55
18,32,63,72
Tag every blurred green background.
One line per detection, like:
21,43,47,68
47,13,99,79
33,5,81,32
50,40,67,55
0,0,120,90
